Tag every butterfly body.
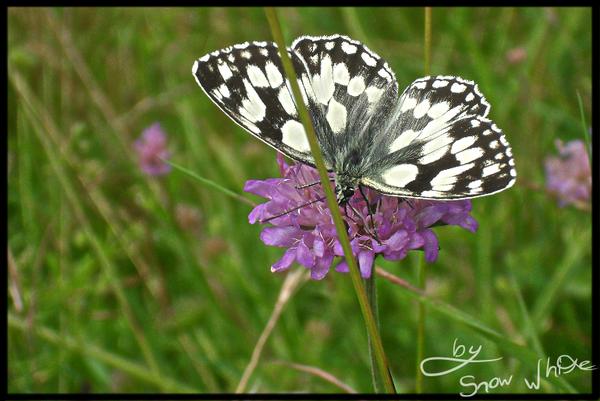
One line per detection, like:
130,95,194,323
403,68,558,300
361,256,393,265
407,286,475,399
193,35,516,204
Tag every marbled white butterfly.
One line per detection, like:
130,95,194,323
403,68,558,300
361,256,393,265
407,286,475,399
192,34,516,204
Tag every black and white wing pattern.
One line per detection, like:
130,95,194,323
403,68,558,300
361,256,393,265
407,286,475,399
192,40,315,164
361,76,516,199
192,35,516,201
289,35,399,166
192,34,399,170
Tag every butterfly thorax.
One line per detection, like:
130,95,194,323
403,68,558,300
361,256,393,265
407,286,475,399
334,174,359,205
332,146,367,204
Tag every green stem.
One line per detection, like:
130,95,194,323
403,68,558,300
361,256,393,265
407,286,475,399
424,7,432,76
575,91,591,160
415,255,426,393
365,274,382,393
264,7,395,393
416,8,432,393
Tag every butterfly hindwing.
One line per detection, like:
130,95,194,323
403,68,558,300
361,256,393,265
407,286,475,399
362,76,515,199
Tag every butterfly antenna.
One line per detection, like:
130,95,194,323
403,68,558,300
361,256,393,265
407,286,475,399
295,177,335,190
259,196,327,224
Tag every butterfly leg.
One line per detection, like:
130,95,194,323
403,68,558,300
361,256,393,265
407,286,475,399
359,186,381,244
346,199,381,245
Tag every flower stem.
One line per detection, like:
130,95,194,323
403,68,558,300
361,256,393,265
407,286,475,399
264,7,395,393
415,255,426,393
416,7,432,393
365,274,383,393
424,7,432,76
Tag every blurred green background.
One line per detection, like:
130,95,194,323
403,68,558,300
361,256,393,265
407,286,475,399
8,7,592,394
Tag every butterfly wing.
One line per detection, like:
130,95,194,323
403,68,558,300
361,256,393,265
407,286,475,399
289,35,399,167
361,76,516,199
192,41,316,165
193,35,401,171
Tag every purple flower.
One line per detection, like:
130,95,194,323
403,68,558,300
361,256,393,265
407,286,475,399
544,139,591,208
134,123,171,176
245,154,478,280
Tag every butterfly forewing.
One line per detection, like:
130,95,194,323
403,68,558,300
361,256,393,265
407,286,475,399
192,41,316,165
290,35,400,168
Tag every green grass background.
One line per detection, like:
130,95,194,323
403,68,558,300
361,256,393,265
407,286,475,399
8,7,592,394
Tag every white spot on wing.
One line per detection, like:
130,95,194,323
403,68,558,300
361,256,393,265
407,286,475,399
427,101,450,119
281,120,310,152
482,163,501,177
422,133,453,156
313,55,335,105
245,121,261,134
419,146,449,165
413,99,431,119
419,105,463,139
420,190,444,197
365,86,384,104
347,76,366,96
468,180,482,189
451,136,477,154
265,61,284,88
333,63,350,85
431,171,458,187
325,41,334,50
278,86,296,116
218,84,230,98
378,68,392,81
389,129,419,153
341,42,357,54
432,80,448,88
431,163,475,186
400,97,417,112
247,65,269,88
361,52,377,66
456,147,484,164
238,79,266,123
451,82,467,93
465,92,475,101
326,98,347,134
218,63,233,81
382,164,419,187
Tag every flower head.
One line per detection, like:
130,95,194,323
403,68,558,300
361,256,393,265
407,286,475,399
245,154,478,280
134,123,171,176
544,139,591,208
506,47,527,65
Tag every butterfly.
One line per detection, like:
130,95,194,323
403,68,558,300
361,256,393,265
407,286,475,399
192,34,516,205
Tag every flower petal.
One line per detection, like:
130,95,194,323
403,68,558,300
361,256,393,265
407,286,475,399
358,251,375,278
311,253,333,280
260,226,300,247
296,239,315,268
271,248,296,272
421,230,439,263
